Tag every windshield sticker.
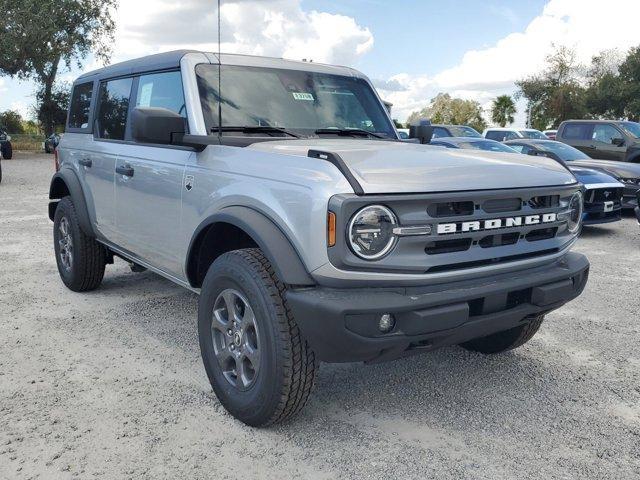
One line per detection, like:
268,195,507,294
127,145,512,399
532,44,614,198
292,92,314,101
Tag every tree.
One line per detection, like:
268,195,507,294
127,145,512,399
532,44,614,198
407,93,487,132
0,110,24,133
0,0,116,134
584,49,625,119
35,83,70,133
516,45,586,129
618,46,640,121
490,95,516,127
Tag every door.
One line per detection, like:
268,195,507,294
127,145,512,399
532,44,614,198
113,71,191,276
591,123,627,161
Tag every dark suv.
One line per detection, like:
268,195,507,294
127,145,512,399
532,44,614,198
556,120,640,163
0,128,13,159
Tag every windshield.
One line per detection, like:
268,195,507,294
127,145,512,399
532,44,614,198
196,65,395,138
448,126,481,137
620,121,640,139
459,140,518,152
538,141,590,161
519,130,548,139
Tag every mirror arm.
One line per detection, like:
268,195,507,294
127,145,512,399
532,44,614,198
171,133,220,151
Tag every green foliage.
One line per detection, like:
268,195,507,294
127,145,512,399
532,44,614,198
516,45,586,129
0,110,24,133
490,95,516,127
618,46,640,121
21,120,42,135
392,119,405,129
0,0,116,134
35,82,70,133
407,93,487,132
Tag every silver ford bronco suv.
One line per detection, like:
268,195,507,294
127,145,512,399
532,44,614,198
49,50,589,426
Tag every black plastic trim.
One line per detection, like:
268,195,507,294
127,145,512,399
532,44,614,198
308,149,364,195
48,169,95,237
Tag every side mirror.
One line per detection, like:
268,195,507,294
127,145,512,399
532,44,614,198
409,121,433,144
131,107,186,145
612,137,625,147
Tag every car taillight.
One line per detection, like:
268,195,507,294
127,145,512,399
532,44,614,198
54,149,60,171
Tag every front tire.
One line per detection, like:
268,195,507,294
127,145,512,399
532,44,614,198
53,196,106,292
1,142,12,159
460,315,544,354
198,248,317,427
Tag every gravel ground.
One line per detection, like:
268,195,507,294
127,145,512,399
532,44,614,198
1,154,639,480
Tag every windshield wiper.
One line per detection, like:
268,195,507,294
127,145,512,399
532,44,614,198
314,128,386,139
212,126,300,138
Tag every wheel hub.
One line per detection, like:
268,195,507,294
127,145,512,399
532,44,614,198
211,289,261,390
57,217,73,271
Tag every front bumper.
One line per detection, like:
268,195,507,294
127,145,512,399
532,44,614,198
287,252,589,363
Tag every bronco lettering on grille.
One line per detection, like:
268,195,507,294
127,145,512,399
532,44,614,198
437,213,557,235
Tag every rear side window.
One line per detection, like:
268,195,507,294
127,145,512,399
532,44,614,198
135,71,186,118
96,77,133,140
68,82,94,129
431,127,449,138
562,123,593,140
485,130,505,141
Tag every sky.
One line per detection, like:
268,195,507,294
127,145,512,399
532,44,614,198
1,0,640,126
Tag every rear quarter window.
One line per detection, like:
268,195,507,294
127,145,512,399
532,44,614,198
561,123,593,140
68,81,94,130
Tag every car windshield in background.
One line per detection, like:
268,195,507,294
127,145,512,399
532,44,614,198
519,130,547,139
449,126,481,137
620,121,640,139
196,65,395,138
459,140,517,152
539,141,590,161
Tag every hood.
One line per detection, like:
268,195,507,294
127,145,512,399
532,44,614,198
570,158,640,179
567,166,622,186
249,139,577,194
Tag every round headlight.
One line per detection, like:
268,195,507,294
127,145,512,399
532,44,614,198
562,191,583,234
348,205,398,260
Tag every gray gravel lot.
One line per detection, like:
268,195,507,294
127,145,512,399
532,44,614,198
1,154,639,480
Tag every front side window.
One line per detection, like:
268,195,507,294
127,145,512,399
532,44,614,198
68,82,94,129
96,77,133,140
135,71,186,118
592,124,622,144
519,130,547,139
562,123,593,140
485,131,504,141
196,65,395,137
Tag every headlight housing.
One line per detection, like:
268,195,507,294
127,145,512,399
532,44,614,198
558,191,583,234
348,205,398,260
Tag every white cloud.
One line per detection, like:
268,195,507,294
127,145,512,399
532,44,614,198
378,0,640,124
109,0,373,66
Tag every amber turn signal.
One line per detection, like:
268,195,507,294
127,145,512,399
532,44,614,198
327,212,336,247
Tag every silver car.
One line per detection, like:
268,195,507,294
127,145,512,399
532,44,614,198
49,50,589,426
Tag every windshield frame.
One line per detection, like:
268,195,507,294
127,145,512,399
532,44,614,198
195,64,397,139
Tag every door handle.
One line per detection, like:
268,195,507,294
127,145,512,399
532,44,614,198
79,158,92,167
116,165,134,177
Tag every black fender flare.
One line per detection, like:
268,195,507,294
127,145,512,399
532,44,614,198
186,206,315,287
48,169,95,237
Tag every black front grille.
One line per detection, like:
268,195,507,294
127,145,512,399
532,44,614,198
427,201,474,217
588,188,623,203
529,195,560,209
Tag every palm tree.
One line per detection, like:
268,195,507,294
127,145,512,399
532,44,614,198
491,95,516,127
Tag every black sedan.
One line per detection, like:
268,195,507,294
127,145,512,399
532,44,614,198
505,139,640,210
433,137,624,226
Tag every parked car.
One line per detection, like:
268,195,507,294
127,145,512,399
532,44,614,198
483,127,548,142
556,119,640,163
0,128,13,160
431,124,481,139
49,50,589,426
396,128,410,139
429,136,520,153
505,139,640,210
44,133,62,153
434,137,622,226
636,191,640,223
544,130,557,140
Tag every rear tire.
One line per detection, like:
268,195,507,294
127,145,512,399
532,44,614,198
198,248,317,427
1,142,12,160
53,196,106,292
460,315,544,354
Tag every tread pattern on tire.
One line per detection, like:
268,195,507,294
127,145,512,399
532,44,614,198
460,315,544,354
232,248,318,426
56,196,105,292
